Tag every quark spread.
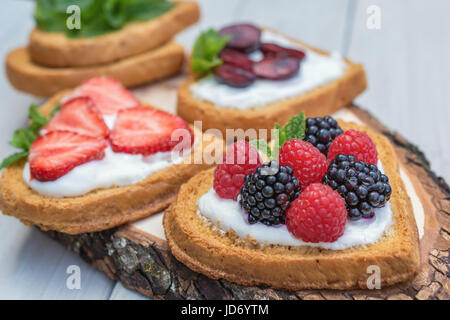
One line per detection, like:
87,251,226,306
198,161,393,250
23,113,189,198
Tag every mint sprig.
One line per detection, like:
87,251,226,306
249,139,271,159
34,0,175,39
191,29,231,74
0,152,30,170
0,105,49,170
250,112,306,160
274,112,306,153
50,104,61,118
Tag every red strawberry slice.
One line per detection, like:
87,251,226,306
29,131,108,182
65,76,140,115
44,97,109,138
110,107,194,156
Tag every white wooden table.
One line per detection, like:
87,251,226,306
0,0,448,299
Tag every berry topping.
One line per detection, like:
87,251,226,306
214,64,256,88
279,139,328,189
109,107,194,156
327,129,378,165
253,56,300,80
323,154,392,220
219,48,254,71
29,131,108,182
213,141,262,200
260,43,306,60
239,161,300,226
66,76,141,115
286,183,347,243
304,116,344,155
219,23,261,52
44,97,109,139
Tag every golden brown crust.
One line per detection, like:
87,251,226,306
6,41,184,97
28,1,199,67
164,122,420,290
177,32,367,137
0,90,222,235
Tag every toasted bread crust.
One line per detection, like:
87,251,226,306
0,90,220,235
6,42,184,97
28,1,199,67
164,122,420,290
177,33,366,137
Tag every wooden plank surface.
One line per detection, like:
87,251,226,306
45,104,449,299
0,0,448,299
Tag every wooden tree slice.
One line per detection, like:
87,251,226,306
45,77,449,300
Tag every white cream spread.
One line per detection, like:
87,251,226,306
197,161,393,250
23,113,189,198
190,31,347,109
23,147,181,198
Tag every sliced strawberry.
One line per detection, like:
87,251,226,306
65,76,140,115
109,107,194,156
29,131,108,182
44,97,109,138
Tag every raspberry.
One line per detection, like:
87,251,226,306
323,154,392,220
279,139,328,189
239,161,301,226
213,141,262,200
286,183,347,243
327,129,378,165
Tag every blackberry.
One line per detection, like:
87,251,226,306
323,154,392,221
305,116,344,155
239,161,301,226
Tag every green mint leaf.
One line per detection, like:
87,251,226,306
66,16,110,38
0,151,29,170
35,0,175,39
9,129,37,150
282,111,306,142
1,104,50,170
34,6,66,32
28,104,49,132
104,0,127,30
192,57,223,74
191,29,230,74
127,0,175,21
273,112,306,155
50,104,61,118
250,140,272,159
271,123,282,159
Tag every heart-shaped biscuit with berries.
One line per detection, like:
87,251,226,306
164,112,419,291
